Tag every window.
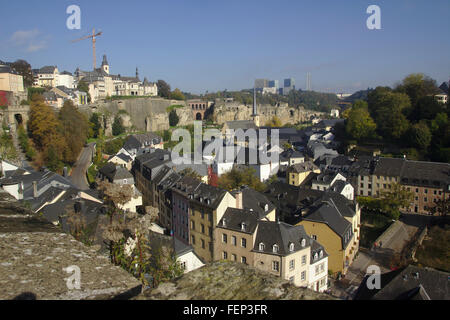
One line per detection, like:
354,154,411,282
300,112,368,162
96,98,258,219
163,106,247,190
232,236,237,246
272,244,279,253
222,234,227,243
289,276,294,283
320,263,325,272
289,243,295,252
241,256,247,264
191,235,195,245
241,238,247,248
301,271,306,281
301,238,307,247
231,254,237,261
259,243,265,251
302,255,307,265
223,251,228,260
315,265,320,275
272,261,280,272
209,227,213,237
180,262,186,270
289,259,295,270
311,235,317,241
201,211,205,219
201,224,205,234
201,239,205,249
191,221,195,230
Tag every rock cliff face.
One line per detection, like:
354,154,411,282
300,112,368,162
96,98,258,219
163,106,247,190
79,97,194,133
0,194,141,300
211,102,324,126
136,261,337,300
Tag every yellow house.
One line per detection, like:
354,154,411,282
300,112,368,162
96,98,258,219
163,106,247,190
288,161,320,186
0,65,24,94
296,195,360,275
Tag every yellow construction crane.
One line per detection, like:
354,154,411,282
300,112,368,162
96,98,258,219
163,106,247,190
72,28,103,70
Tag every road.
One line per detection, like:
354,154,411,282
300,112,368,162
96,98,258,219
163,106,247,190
70,143,95,190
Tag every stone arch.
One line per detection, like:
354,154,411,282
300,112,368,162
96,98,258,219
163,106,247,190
290,110,295,117
196,113,203,121
14,114,23,126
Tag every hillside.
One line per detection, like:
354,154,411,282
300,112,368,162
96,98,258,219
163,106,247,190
136,261,337,300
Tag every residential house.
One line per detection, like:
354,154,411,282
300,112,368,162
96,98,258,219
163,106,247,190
356,157,450,215
287,161,321,187
123,133,164,158
355,265,450,300
108,153,133,171
0,64,24,93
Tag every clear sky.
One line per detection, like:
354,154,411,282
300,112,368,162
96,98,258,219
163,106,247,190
1,0,449,94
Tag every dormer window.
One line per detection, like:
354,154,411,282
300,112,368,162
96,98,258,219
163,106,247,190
264,204,269,212
319,250,323,258
241,222,247,231
259,243,265,251
222,218,226,227
289,243,295,252
273,244,279,253
314,253,318,261
301,238,306,247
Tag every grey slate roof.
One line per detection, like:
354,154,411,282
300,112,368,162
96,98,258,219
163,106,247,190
124,133,162,151
225,120,257,131
367,265,450,300
98,163,133,182
253,221,311,256
240,187,276,219
39,66,57,74
217,207,259,234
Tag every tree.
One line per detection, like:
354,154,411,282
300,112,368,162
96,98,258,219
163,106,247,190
378,183,414,220
265,116,282,127
27,99,66,160
77,80,91,102
170,88,185,101
157,80,171,99
395,73,440,107
218,167,266,192
89,113,102,138
368,88,411,141
345,101,377,142
169,109,179,127
59,100,90,164
112,115,125,136
406,122,431,150
179,168,202,181
10,60,33,88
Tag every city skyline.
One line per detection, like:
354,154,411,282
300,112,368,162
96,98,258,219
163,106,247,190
1,0,449,94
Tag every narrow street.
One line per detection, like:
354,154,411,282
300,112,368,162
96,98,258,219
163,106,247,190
69,143,95,190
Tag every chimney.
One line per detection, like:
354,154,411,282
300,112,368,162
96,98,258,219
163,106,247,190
235,190,243,209
33,181,38,198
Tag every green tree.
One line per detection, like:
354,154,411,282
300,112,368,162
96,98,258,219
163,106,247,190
90,113,102,138
406,122,431,150
368,88,411,141
218,167,266,192
157,80,171,98
170,88,185,101
10,60,34,88
77,80,91,103
112,115,125,136
179,168,202,181
345,101,377,142
395,73,439,107
169,109,180,127
265,116,282,127
379,183,414,220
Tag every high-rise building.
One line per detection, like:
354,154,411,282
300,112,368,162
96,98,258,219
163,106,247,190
255,79,269,89
268,80,279,89
284,78,295,88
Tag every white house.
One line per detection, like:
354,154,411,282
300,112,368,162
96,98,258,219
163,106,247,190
308,243,329,293
175,238,205,274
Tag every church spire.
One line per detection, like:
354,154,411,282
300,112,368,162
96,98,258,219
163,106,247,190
136,67,139,80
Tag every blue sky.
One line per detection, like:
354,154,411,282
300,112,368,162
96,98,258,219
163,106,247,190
1,0,449,94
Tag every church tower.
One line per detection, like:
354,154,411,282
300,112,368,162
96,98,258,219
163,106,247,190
136,67,139,80
101,55,109,74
